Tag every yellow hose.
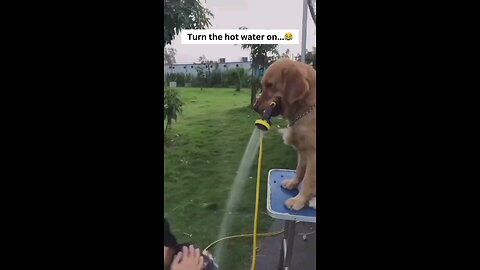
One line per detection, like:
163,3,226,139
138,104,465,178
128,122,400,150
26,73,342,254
250,135,263,270
203,229,285,253
203,220,301,253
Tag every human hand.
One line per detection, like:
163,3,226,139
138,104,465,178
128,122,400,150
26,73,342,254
171,245,204,270
164,246,169,260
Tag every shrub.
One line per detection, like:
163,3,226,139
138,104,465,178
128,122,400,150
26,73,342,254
209,70,222,87
185,73,193,83
176,73,185,87
164,88,183,138
224,68,250,90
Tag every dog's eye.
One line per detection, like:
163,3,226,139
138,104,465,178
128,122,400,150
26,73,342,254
265,82,273,88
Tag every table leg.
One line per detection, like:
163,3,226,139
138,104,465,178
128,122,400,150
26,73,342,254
277,221,288,270
284,221,296,269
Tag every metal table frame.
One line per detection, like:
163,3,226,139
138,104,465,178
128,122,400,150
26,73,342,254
266,169,316,270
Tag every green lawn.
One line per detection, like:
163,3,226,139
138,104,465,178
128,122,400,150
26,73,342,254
164,87,297,269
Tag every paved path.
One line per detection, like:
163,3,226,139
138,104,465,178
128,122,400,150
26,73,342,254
249,219,316,270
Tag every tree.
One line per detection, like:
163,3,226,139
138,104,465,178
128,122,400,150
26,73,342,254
198,55,211,77
195,66,206,91
164,47,177,65
294,53,301,62
296,47,317,69
185,73,192,84
198,55,208,65
240,45,279,70
238,27,279,106
281,49,291,59
164,0,214,47
164,88,183,139
225,68,248,91
234,68,243,91
238,26,279,106
242,44,279,106
295,47,317,69
198,55,217,75
196,55,220,88
163,0,212,138
196,55,211,90
307,46,316,69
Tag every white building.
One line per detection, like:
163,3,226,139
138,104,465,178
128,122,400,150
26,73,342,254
164,57,252,76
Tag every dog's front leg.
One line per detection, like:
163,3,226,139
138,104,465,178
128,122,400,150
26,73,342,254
285,151,316,211
281,152,306,190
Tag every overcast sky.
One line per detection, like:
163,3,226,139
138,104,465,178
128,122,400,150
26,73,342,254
168,0,316,63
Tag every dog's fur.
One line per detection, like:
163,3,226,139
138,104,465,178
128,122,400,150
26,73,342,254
254,59,316,211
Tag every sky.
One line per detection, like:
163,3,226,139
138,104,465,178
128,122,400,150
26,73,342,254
168,0,316,64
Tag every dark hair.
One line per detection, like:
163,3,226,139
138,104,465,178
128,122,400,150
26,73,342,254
164,219,178,248
171,242,192,254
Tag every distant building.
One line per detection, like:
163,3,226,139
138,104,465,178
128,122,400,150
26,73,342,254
164,57,252,76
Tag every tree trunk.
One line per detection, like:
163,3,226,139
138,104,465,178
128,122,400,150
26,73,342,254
250,67,256,107
236,71,241,91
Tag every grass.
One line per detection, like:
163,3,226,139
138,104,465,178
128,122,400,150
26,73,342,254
164,87,297,270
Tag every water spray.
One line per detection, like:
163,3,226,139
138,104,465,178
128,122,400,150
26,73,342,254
206,98,283,270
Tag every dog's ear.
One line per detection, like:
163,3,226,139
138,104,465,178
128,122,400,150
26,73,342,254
282,66,309,105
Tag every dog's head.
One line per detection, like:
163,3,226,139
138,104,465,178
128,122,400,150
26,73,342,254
253,59,314,119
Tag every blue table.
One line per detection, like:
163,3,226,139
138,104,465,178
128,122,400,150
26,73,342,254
267,169,316,270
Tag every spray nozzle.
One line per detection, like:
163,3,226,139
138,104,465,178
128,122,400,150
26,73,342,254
254,99,279,131
254,119,271,131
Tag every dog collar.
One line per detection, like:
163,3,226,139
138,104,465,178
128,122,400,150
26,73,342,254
288,103,316,127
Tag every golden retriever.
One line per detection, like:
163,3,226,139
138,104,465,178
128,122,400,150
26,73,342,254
254,58,316,211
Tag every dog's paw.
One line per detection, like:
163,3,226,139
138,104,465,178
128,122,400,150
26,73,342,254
308,197,316,209
285,196,307,211
281,179,299,190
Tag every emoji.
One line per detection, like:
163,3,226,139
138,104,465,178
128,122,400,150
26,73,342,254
284,32,293,40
